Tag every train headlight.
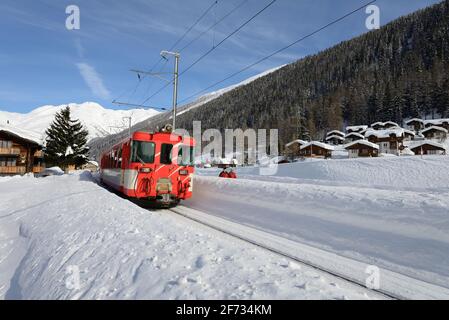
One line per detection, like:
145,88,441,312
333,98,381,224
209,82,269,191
140,168,152,173
179,169,189,176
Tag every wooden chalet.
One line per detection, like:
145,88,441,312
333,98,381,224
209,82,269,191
370,122,386,130
423,119,449,130
365,128,405,155
345,132,365,143
421,126,448,141
409,141,446,155
405,118,425,132
325,134,345,145
345,140,379,158
299,141,334,158
0,126,45,176
284,139,307,160
346,125,368,135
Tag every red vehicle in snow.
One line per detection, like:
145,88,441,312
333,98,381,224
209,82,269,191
100,127,195,207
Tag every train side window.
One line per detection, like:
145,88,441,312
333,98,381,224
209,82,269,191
160,144,173,165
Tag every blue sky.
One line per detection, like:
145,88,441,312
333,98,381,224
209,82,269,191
0,0,441,113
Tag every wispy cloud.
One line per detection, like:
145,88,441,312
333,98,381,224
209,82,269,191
76,63,111,100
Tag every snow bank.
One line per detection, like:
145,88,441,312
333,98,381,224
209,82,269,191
188,157,449,291
0,173,374,300
209,156,449,189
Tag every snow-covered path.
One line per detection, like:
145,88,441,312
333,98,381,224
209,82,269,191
189,157,449,292
0,173,378,300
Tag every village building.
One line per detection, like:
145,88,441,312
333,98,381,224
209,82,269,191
0,125,45,176
370,122,386,130
423,118,449,130
405,118,425,133
344,140,379,158
346,125,368,134
325,134,345,145
299,141,334,158
409,140,446,155
403,129,416,141
284,139,307,160
365,128,405,155
421,126,448,141
345,132,365,143
383,121,400,129
81,160,99,172
326,130,345,138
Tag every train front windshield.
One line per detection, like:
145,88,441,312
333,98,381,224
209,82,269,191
131,141,155,163
177,145,195,166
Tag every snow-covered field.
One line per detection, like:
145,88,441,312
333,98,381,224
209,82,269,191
190,156,449,292
1,155,448,299
0,172,377,300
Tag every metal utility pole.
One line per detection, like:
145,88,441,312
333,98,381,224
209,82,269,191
123,116,132,138
161,50,180,130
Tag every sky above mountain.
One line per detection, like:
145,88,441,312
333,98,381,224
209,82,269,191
0,0,441,113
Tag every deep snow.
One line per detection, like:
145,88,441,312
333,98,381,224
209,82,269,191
189,156,449,290
0,172,376,300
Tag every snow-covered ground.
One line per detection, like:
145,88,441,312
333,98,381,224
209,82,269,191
0,172,377,300
190,156,449,292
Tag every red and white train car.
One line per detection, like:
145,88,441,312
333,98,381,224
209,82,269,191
100,129,195,206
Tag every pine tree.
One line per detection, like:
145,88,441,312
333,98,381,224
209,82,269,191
45,106,89,169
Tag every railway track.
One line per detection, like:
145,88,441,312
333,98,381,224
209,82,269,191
168,206,449,300
93,172,449,300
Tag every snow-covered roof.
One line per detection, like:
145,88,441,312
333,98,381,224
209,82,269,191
370,121,400,129
326,130,345,137
384,121,400,128
300,141,335,151
325,135,345,141
403,129,416,136
424,118,449,126
346,125,368,132
405,118,424,125
0,124,44,146
285,139,307,148
345,132,365,139
344,140,379,150
408,140,446,151
370,122,385,127
421,126,448,134
365,128,405,139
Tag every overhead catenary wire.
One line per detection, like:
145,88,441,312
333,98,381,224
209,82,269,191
113,0,219,106
178,0,250,53
178,0,377,105
141,0,278,105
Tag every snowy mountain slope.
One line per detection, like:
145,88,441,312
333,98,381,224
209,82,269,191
176,65,285,117
0,172,377,300
0,102,160,142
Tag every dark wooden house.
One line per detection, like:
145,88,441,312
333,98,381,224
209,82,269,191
300,141,334,158
0,126,45,176
345,140,379,158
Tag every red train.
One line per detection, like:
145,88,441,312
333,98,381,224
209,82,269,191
100,127,195,206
